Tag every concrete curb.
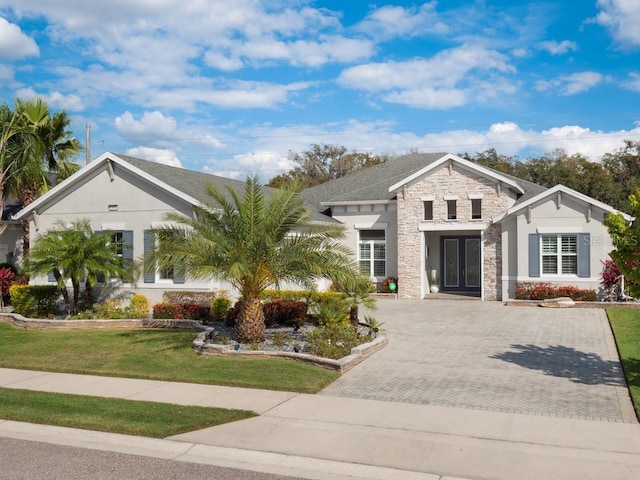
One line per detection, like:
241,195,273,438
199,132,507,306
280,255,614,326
0,420,463,480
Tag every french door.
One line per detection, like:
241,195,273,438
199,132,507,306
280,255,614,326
440,236,481,292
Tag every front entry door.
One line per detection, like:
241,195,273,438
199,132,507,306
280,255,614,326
440,236,481,292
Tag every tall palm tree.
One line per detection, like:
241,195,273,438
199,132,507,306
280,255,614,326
148,177,357,343
13,109,82,255
25,219,134,314
0,98,49,236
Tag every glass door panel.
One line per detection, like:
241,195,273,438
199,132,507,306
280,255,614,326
465,238,481,287
444,239,459,287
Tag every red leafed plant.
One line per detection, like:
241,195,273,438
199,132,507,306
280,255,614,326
0,267,17,307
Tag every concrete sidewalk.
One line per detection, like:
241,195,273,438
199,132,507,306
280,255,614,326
1,368,639,480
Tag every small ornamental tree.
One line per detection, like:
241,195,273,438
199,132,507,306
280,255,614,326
603,191,640,298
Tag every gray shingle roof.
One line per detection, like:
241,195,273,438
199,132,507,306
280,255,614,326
302,152,547,210
116,154,337,223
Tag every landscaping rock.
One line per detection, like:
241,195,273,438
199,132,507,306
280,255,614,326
538,297,575,308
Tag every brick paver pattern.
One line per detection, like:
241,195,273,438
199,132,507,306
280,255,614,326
320,300,633,422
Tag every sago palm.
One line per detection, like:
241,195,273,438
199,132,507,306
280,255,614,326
147,177,357,342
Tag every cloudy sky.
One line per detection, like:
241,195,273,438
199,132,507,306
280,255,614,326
1,0,639,179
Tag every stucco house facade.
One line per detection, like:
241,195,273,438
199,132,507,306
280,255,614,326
303,152,629,301
13,151,629,302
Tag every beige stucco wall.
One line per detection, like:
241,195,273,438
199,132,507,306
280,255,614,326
501,192,615,300
330,203,398,283
396,162,515,300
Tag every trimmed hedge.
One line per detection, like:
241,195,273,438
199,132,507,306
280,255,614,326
515,282,597,301
263,299,307,328
9,285,59,318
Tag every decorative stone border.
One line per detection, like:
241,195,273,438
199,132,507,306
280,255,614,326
504,300,640,309
0,312,388,374
192,327,388,374
0,313,203,330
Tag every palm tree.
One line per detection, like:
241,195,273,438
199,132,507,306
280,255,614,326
13,109,82,255
0,98,49,236
148,177,357,342
25,219,134,314
333,275,377,332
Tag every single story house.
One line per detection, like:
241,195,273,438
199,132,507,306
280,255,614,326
12,151,629,302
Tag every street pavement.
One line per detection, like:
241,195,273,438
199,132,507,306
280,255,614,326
0,300,639,479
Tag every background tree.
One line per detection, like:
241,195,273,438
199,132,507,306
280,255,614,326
148,177,357,343
603,191,640,298
25,219,133,314
268,144,388,189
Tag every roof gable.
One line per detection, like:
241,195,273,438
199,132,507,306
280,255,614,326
388,153,524,195
494,184,632,222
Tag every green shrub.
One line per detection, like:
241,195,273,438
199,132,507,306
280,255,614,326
210,296,232,322
515,282,597,301
263,299,307,328
152,302,210,320
128,294,150,318
306,323,364,359
93,299,125,319
9,285,59,318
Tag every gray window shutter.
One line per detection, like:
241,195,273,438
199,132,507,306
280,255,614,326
577,233,590,278
48,271,56,282
173,267,185,284
122,230,134,270
529,233,540,277
143,230,155,284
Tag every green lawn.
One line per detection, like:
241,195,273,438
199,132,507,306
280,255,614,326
607,308,640,419
0,387,254,438
0,323,339,393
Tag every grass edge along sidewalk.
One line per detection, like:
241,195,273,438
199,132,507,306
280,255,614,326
0,387,255,438
0,323,339,393
607,308,640,420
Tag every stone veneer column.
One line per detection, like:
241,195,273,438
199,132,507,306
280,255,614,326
483,223,502,301
397,189,423,298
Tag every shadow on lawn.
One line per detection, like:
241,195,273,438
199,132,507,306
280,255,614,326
491,344,626,386
115,329,192,351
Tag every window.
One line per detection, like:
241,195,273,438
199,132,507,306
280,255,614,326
471,199,482,219
447,200,457,220
111,232,124,265
541,234,577,275
423,201,433,221
358,230,386,277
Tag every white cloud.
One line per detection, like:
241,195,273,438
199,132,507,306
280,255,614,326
356,2,448,39
535,71,608,95
125,146,182,168
595,0,640,48
115,111,177,140
537,40,578,55
0,16,38,60
205,151,295,181
14,87,84,110
623,72,640,91
337,44,515,108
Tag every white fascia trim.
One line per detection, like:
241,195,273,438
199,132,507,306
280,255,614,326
388,153,524,195
354,222,389,229
418,222,486,232
13,152,202,220
494,184,633,223
320,199,394,206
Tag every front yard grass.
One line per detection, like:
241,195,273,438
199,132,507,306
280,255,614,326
607,308,640,419
0,323,339,393
0,387,254,438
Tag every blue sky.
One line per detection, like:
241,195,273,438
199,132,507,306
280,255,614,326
1,0,639,180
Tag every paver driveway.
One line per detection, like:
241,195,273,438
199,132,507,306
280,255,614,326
320,299,636,422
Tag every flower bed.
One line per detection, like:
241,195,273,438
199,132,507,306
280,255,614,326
514,282,597,301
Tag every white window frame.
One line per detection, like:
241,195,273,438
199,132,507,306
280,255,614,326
358,229,386,278
541,234,578,276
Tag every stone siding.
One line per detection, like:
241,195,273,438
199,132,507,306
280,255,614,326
397,162,512,299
